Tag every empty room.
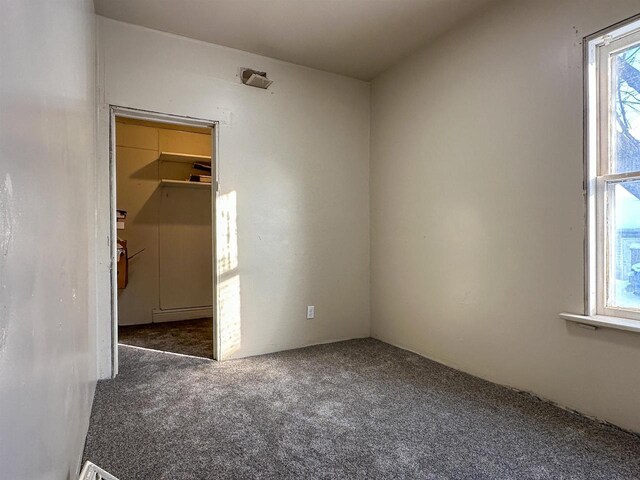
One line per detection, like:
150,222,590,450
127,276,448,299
2,0,640,479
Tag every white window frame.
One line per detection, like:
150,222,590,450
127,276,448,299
586,16,640,324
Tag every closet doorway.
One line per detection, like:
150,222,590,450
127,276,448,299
110,108,218,362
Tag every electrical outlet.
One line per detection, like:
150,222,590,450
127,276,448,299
306,305,315,319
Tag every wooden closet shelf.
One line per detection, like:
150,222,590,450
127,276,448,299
158,152,211,164
159,179,211,189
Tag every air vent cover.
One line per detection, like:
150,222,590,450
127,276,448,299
79,461,119,480
240,68,273,89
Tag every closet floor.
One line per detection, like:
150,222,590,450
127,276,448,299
118,318,213,359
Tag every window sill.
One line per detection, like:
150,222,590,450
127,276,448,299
559,313,640,333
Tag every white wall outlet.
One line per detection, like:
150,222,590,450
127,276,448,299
306,305,315,319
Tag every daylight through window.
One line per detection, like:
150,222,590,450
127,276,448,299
588,18,640,321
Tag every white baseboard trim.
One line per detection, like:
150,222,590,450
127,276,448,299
222,334,370,361
370,334,640,438
151,306,213,323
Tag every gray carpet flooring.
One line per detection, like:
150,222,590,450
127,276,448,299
83,339,640,479
118,318,213,359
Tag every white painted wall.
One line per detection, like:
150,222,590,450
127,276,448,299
96,18,370,371
371,0,640,433
0,0,97,478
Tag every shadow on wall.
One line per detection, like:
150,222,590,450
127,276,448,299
218,190,241,359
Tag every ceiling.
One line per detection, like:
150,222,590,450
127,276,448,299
94,0,496,81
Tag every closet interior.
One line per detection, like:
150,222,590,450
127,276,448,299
115,117,214,359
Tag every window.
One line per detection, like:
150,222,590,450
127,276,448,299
587,17,640,322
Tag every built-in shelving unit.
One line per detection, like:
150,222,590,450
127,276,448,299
158,151,212,164
159,179,211,189
158,151,212,188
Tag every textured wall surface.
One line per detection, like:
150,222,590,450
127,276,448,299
0,0,97,478
370,0,640,433
96,17,370,369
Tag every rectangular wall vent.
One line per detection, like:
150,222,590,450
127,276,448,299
240,68,273,89
79,461,119,480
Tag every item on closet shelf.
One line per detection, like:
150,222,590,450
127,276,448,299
188,174,212,183
193,162,212,172
117,238,128,289
116,209,127,230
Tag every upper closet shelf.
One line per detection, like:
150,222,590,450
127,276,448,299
160,179,211,189
158,152,211,164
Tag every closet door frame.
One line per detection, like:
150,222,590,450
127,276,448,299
108,105,220,374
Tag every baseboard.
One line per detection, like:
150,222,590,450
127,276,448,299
222,334,370,361
151,306,213,323
76,379,98,479
371,334,640,439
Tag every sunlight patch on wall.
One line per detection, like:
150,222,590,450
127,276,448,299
217,191,241,359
